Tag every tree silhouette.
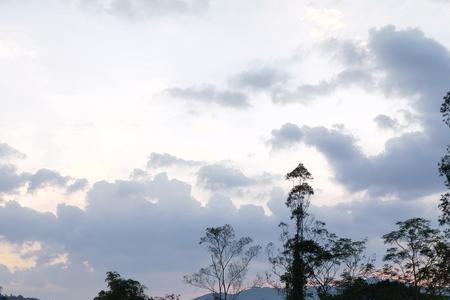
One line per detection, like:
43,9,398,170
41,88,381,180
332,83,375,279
439,91,450,234
0,287,7,300
267,163,373,300
433,91,450,292
184,224,261,300
94,271,152,300
284,163,314,300
382,218,441,300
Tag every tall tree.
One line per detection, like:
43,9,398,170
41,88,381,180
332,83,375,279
267,164,371,300
184,224,261,300
284,163,314,300
382,218,441,300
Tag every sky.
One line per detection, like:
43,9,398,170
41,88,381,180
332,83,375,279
0,0,450,299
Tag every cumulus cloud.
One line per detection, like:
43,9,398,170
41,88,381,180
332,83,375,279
27,169,71,193
0,173,282,299
269,123,444,198
0,165,440,299
147,152,202,168
268,26,450,198
197,164,254,191
267,123,304,149
164,85,250,109
0,164,30,194
0,159,88,195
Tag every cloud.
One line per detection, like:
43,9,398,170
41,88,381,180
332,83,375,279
321,38,368,66
147,152,202,168
373,114,399,130
0,164,441,299
268,26,450,198
230,67,291,91
27,169,70,193
75,0,211,19
267,123,304,149
66,178,89,194
0,160,88,195
164,85,250,109
197,164,254,191
0,143,26,161
196,163,275,192
271,67,374,103
0,164,30,194
0,172,282,299
269,122,445,198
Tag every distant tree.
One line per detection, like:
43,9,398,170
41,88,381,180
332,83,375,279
153,294,180,300
184,224,261,300
94,271,152,300
382,218,441,300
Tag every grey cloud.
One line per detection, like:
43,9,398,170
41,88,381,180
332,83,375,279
231,67,291,90
165,85,250,109
0,164,30,194
269,123,445,198
311,197,440,260
267,122,304,149
147,152,202,168
66,178,89,194
27,169,70,193
0,156,88,194
0,165,440,299
0,173,281,299
0,143,26,160
374,114,399,130
321,38,368,66
369,25,450,114
197,164,254,191
273,25,450,104
268,26,450,198
271,68,374,103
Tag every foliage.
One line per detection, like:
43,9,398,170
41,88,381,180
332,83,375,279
439,91,450,237
184,224,261,300
93,271,152,300
267,163,373,300
0,287,6,300
327,278,447,300
382,218,442,299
